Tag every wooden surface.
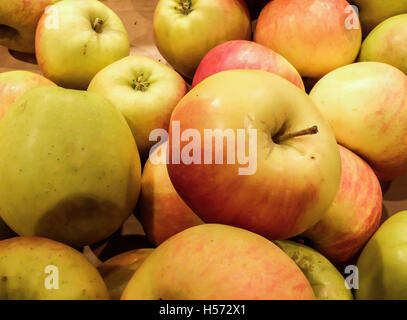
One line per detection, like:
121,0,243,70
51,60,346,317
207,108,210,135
0,0,407,265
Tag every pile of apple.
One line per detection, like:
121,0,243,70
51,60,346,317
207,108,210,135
0,0,407,300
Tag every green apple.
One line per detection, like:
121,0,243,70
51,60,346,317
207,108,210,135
88,55,188,160
0,70,56,120
98,248,154,300
0,236,110,300
153,0,252,78
0,0,60,53
356,211,407,299
122,224,315,300
351,0,407,36
359,14,407,74
35,0,130,89
310,62,407,181
0,86,141,248
275,240,353,300
167,70,341,240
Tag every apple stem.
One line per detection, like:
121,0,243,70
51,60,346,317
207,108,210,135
274,125,318,143
176,0,192,15
92,18,104,33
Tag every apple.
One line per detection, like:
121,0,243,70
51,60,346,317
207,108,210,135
139,141,203,245
121,224,315,300
356,211,407,299
0,236,109,299
192,40,305,90
351,0,407,36
98,249,154,300
275,240,353,300
35,0,130,89
0,218,14,240
0,86,141,248
303,145,382,265
310,62,407,181
88,55,188,160
0,70,56,120
0,0,60,53
153,0,251,78
254,0,362,78
167,70,341,240
359,14,407,74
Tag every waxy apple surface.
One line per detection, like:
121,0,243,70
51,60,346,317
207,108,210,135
167,70,341,240
122,224,315,300
88,56,188,160
139,142,203,245
0,70,56,120
36,0,130,89
192,40,304,90
0,0,60,53
0,237,109,300
310,62,407,181
360,14,407,74
356,211,407,299
254,0,362,78
303,145,382,265
153,0,251,78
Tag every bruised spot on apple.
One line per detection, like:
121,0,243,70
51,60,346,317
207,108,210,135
121,224,315,300
138,142,203,245
303,145,382,265
167,70,341,240
192,40,305,90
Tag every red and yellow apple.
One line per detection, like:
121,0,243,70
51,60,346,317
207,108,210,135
139,142,203,245
0,0,60,53
0,236,109,300
35,0,130,89
254,0,362,78
98,249,154,300
351,0,407,36
167,70,341,240
356,211,407,299
310,62,407,181
0,70,56,120
88,55,188,160
359,14,407,74
153,0,252,78
192,40,304,90
303,145,382,265
121,224,315,300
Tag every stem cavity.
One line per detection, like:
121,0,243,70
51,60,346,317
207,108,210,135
92,18,104,33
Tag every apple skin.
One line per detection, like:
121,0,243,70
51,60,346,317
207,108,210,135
351,0,407,36
0,0,60,53
88,55,188,160
275,240,353,300
139,141,203,245
35,0,130,89
359,14,407,74
98,249,154,300
153,0,251,79
356,211,407,300
167,70,341,240
0,86,141,248
309,62,407,181
192,40,305,90
0,70,56,120
121,224,315,300
303,145,382,265
0,236,110,300
254,0,362,78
